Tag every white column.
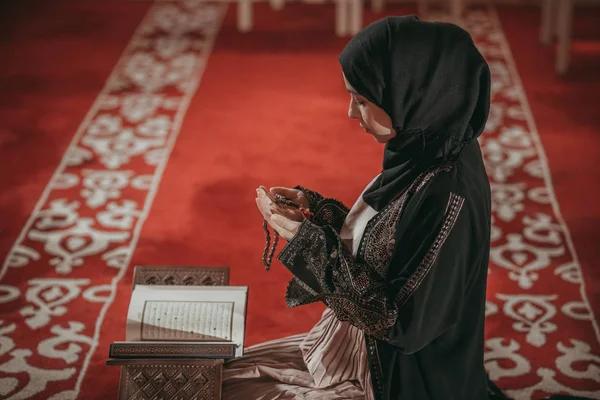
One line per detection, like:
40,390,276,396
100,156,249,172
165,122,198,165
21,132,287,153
540,0,557,45
371,0,384,13
556,0,574,74
336,0,349,37
270,0,285,11
450,0,463,19
417,0,429,19
349,0,363,35
237,0,253,33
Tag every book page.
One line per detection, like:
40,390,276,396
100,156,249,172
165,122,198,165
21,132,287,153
141,300,233,341
126,285,248,357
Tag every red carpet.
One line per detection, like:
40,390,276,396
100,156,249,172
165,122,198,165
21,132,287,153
0,2,599,400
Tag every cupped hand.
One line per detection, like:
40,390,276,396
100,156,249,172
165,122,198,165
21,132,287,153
268,187,309,222
256,188,302,241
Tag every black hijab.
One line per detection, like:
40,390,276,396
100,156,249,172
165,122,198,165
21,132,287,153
339,15,491,211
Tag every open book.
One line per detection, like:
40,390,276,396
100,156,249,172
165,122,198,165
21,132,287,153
110,284,248,359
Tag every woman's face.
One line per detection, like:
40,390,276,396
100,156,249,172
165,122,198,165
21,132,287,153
343,73,395,143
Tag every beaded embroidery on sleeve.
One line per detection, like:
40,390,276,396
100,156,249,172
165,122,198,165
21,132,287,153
281,167,465,339
295,186,349,233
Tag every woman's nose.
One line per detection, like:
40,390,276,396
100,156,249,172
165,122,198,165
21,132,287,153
348,102,359,119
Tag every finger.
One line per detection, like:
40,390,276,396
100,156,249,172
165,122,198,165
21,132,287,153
264,212,291,238
271,205,303,221
256,186,275,206
271,215,301,240
258,186,277,203
261,188,302,221
268,198,300,216
271,215,301,233
269,216,291,239
257,196,272,215
255,198,272,220
269,187,299,199
256,198,269,219
270,187,310,210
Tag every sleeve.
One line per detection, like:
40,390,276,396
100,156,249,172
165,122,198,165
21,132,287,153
294,186,350,233
278,189,475,354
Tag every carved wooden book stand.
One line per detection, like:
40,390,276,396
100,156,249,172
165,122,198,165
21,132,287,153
107,266,231,400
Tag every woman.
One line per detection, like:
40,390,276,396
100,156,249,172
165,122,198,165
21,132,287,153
224,15,494,400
